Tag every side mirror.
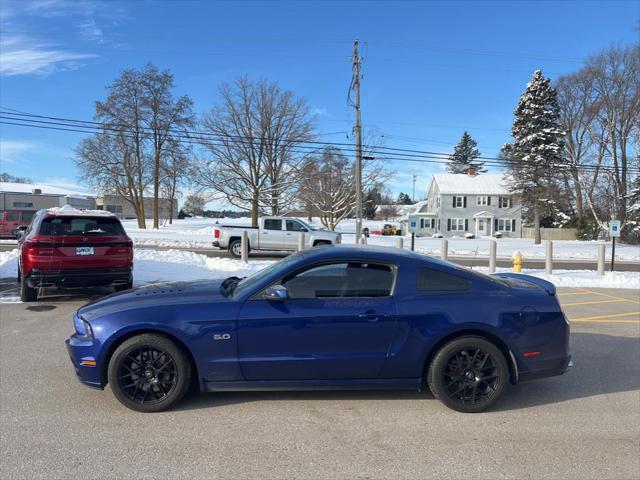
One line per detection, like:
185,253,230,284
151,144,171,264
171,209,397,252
263,285,288,301
13,228,26,239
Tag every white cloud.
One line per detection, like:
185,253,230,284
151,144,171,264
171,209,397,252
311,107,330,117
0,139,36,164
0,35,96,76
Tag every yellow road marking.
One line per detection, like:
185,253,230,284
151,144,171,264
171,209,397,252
557,291,594,297
569,311,640,322
579,289,640,304
571,319,640,324
561,299,637,307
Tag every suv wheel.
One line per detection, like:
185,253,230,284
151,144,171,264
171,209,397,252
427,336,508,413
19,272,38,302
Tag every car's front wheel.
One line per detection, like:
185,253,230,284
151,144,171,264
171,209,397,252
427,336,508,413
108,333,192,412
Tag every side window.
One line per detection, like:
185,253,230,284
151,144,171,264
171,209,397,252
282,262,395,299
286,220,305,232
264,219,282,231
417,268,470,292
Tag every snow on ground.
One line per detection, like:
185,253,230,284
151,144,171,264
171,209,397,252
121,217,640,261
0,246,637,305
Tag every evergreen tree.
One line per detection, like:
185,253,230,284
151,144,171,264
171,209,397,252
501,70,565,245
396,192,414,205
446,132,485,174
363,184,384,220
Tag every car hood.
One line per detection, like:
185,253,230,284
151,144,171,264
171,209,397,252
78,279,229,321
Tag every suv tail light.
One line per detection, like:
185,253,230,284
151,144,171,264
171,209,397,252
214,228,220,239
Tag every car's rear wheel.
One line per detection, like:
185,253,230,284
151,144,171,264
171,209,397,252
19,272,38,302
427,336,508,413
108,334,191,412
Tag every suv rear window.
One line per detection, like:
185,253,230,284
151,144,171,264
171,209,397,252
39,217,126,236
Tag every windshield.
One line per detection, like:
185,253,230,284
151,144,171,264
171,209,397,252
296,219,316,231
230,253,303,298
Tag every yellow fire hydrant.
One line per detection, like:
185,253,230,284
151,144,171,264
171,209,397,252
512,251,523,273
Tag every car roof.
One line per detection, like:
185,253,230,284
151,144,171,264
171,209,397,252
298,244,443,266
39,206,118,219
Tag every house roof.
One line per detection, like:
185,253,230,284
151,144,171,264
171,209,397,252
0,182,96,198
432,173,511,195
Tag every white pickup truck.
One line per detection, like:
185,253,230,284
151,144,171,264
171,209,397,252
213,216,342,257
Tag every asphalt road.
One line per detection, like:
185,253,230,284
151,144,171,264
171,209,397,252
0,287,638,479
2,242,638,271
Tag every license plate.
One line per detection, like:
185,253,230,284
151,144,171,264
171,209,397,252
76,247,94,256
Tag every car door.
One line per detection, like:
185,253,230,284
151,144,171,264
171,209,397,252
260,218,285,250
237,261,398,381
284,219,307,250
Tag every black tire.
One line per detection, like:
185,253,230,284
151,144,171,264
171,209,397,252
114,280,133,292
107,333,192,413
229,239,243,258
427,336,508,413
19,273,38,302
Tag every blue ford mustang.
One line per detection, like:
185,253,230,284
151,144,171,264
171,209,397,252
66,245,571,413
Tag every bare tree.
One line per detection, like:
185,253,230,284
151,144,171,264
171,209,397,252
161,141,190,224
195,77,314,227
299,147,355,231
76,132,151,227
585,45,640,234
556,70,600,216
140,64,194,229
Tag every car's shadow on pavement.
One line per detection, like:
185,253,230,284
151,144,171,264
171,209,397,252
174,331,640,413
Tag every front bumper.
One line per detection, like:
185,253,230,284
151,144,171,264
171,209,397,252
65,334,103,389
28,267,132,288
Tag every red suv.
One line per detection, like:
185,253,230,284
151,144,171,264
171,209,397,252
18,208,133,302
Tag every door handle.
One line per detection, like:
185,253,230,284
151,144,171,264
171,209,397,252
358,312,387,322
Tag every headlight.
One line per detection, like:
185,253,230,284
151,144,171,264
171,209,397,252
73,314,93,338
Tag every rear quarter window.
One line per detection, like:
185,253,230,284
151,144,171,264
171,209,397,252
417,268,470,292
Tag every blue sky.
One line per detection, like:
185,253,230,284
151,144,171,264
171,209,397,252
0,0,638,204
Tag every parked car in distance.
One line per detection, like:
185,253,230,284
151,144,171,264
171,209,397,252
213,216,341,257
66,245,571,413
0,210,34,238
18,206,133,302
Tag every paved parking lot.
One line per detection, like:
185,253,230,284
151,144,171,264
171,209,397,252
1,286,639,479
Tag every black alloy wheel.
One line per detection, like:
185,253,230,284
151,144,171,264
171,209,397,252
108,334,191,412
428,336,508,413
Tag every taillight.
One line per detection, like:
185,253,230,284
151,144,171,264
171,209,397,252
214,228,220,239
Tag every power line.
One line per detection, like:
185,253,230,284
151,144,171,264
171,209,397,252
0,110,635,174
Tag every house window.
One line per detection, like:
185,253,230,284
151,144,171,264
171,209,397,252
13,201,34,208
436,197,440,208
476,196,488,206
497,219,513,232
420,218,425,229
499,196,511,208
451,218,465,231
430,218,435,228
453,196,465,208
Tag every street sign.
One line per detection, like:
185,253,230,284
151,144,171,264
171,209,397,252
407,214,418,234
609,220,621,238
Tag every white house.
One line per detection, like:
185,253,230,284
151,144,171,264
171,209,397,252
408,171,522,238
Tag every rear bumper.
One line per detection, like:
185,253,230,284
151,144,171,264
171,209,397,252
518,354,572,382
27,267,132,288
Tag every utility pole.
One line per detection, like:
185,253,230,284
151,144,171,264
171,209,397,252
412,175,417,203
352,39,363,244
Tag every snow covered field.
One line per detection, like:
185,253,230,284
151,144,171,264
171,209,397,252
122,217,640,261
0,245,638,304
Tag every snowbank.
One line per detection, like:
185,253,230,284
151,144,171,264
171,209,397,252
119,217,640,261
